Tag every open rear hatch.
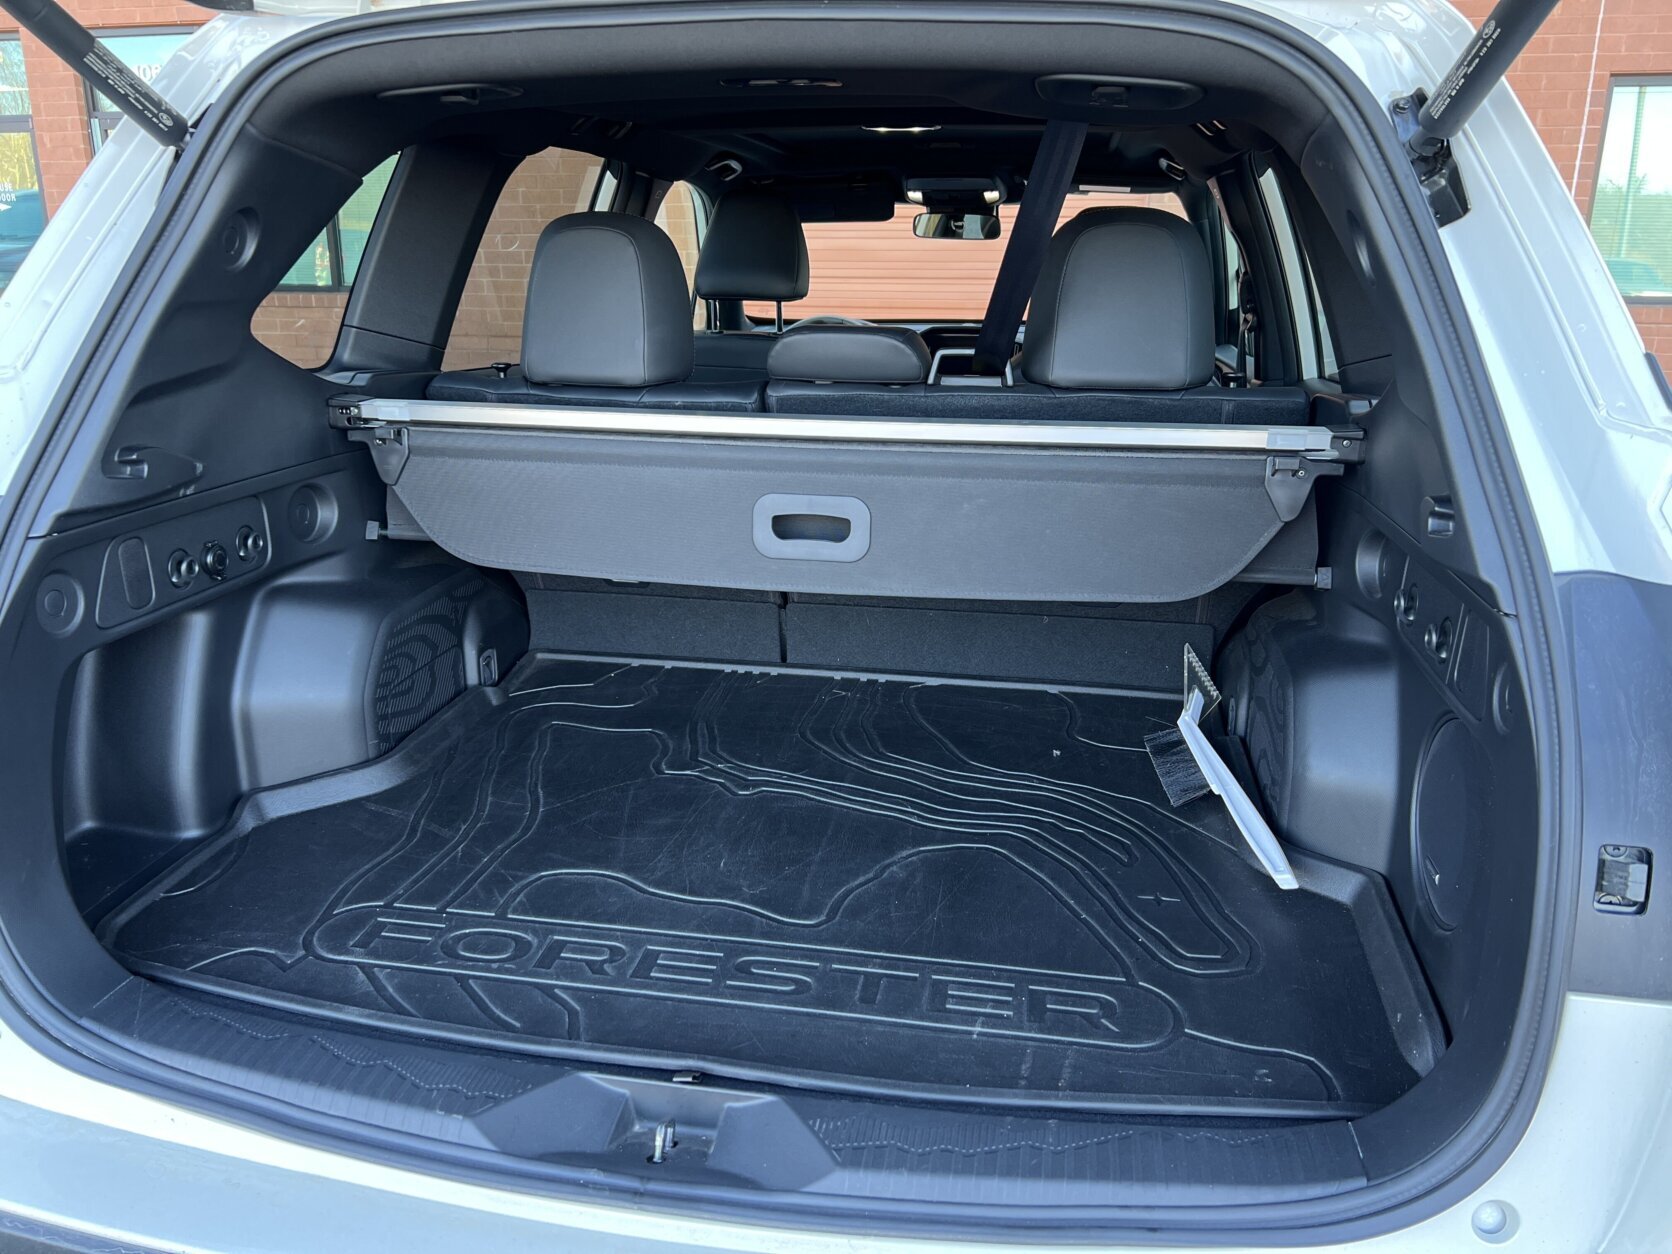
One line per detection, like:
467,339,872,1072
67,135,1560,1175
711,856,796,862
0,0,1569,1239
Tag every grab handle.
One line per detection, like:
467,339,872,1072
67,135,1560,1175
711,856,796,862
752,494,871,562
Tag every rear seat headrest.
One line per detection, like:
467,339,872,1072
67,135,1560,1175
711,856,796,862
524,212,693,388
694,190,810,302
767,325,931,384
1020,207,1215,391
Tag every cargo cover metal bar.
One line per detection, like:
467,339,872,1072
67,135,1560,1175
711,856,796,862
332,396,1361,459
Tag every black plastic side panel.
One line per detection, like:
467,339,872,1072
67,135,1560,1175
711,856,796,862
389,429,1304,603
0,454,531,1005
0,459,364,1014
1561,572,1672,1000
1219,488,1539,1182
60,548,526,920
40,463,375,850
1223,493,1535,1021
35,130,363,529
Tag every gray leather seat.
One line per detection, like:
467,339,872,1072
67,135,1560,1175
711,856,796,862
688,190,810,382
428,212,762,410
764,206,1307,424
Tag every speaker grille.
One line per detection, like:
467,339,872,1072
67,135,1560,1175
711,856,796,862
370,575,484,755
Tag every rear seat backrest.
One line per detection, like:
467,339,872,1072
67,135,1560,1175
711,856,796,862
427,212,762,410
690,190,810,382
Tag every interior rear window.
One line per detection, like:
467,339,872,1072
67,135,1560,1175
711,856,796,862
744,188,1184,322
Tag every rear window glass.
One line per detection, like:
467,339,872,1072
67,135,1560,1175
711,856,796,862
745,189,1184,322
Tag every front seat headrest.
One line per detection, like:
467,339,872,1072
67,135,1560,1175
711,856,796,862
767,325,931,384
523,212,694,388
1019,207,1215,391
694,189,811,302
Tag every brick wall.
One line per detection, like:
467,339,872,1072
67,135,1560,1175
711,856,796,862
248,291,349,369
1456,0,1672,367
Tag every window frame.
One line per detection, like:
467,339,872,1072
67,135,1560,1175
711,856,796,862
1589,74,1672,307
1256,165,1339,384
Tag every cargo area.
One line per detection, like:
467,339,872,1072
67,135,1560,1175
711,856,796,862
97,654,1439,1119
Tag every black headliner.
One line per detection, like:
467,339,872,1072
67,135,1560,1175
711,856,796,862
359,67,1263,203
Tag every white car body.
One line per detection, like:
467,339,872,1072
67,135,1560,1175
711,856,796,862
0,2,1668,1249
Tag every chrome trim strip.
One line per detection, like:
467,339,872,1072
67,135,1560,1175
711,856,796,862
352,398,1341,455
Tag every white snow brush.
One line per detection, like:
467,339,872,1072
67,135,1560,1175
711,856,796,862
1144,645,1299,890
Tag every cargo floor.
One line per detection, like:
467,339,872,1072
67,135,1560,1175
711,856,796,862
100,658,1442,1118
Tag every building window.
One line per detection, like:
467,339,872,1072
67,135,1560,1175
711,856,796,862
275,157,398,290
0,38,45,295
1591,79,1672,302
87,30,195,150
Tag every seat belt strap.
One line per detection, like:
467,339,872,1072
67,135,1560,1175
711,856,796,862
1235,268,1258,386
973,118,1088,375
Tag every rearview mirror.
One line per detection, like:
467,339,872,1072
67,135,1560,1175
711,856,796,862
913,212,1001,241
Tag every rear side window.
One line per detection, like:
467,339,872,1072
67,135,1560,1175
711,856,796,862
441,147,605,369
250,157,397,367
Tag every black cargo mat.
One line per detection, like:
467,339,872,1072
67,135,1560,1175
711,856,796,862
100,658,1442,1118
